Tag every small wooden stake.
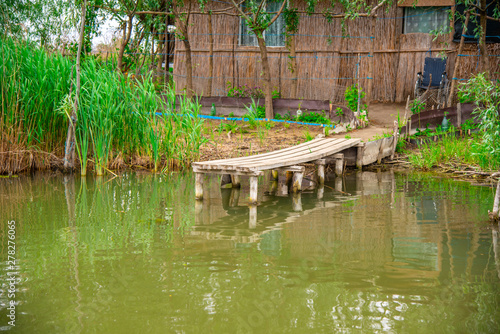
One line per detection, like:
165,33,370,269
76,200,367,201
195,173,204,200
391,120,399,160
249,175,258,204
292,171,303,193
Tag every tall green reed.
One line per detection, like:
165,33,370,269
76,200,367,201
1,37,207,174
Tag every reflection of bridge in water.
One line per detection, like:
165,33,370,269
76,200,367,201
189,171,499,290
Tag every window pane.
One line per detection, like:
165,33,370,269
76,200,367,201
240,1,284,47
241,18,257,46
266,1,284,47
404,7,450,34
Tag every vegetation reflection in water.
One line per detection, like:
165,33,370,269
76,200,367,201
0,172,499,333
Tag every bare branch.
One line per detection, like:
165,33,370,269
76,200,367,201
268,0,287,26
370,0,388,16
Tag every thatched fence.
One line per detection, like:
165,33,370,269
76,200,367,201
172,1,500,104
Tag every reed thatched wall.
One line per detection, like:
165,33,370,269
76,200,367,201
173,0,500,104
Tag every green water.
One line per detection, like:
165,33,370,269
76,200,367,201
1,171,499,333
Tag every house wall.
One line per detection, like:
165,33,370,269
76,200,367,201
173,0,500,103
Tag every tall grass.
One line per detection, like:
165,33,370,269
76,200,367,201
406,132,500,171
1,37,206,175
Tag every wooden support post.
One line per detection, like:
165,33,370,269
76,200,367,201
249,175,258,204
221,174,232,188
249,205,257,229
231,175,241,188
334,153,344,176
195,173,204,200
271,169,278,181
292,171,303,193
356,143,365,170
391,120,399,160
457,102,462,128
292,193,302,212
315,159,326,185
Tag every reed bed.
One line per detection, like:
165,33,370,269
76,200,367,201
1,38,206,175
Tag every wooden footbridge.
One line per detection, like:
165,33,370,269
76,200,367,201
192,137,366,203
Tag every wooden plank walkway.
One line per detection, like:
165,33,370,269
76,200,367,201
192,138,362,202
192,137,361,174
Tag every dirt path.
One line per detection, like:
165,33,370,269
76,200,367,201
330,102,405,141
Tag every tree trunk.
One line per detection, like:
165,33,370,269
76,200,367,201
63,0,87,170
177,20,193,99
256,34,274,119
479,0,490,74
117,15,133,73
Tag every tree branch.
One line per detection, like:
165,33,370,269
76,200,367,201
268,0,287,26
370,0,388,16
471,12,500,22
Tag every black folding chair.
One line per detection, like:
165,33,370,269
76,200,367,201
414,57,449,108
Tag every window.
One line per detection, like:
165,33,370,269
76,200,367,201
240,1,285,47
404,6,450,34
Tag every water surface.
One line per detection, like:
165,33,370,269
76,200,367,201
0,171,499,333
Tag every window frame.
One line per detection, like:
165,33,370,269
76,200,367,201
403,6,451,35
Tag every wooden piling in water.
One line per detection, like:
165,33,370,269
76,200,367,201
249,175,259,204
315,159,325,185
292,171,303,193
334,153,344,176
195,173,204,200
